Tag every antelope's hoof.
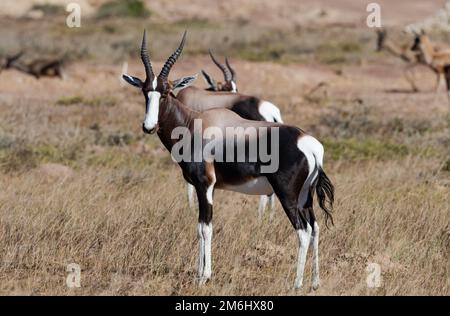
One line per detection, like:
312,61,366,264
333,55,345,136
293,282,303,291
198,276,210,286
312,280,320,291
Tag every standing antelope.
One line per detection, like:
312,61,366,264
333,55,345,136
201,51,237,92
411,31,450,100
177,52,283,218
122,31,334,289
376,29,419,63
376,29,424,91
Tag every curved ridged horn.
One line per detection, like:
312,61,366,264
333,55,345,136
159,31,187,81
209,50,231,81
225,57,236,81
141,30,154,81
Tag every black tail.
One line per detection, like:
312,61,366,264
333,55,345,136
315,167,335,228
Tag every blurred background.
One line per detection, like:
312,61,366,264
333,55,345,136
0,1,448,295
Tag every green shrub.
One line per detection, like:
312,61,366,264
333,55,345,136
173,18,213,29
0,143,83,173
56,96,84,106
56,96,116,107
442,159,450,172
31,4,65,16
316,41,362,65
0,145,37,173
96,0,150,19
323,138,409,161
85,96,117,107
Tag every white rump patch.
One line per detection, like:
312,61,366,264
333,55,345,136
258,101,283,123
297,135,324,177
296,135,324,208
223,177,273,196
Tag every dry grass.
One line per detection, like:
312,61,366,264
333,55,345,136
0,2,449,295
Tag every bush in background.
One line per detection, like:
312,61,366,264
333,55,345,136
96,0,150,19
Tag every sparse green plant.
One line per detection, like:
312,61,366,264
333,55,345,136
173,18,214,29
106,132,133,146
85,96,117,107
96,0,150,19
322,138,409,161
442,158,450,172
56,96,84,106
56,96,116,107
316,41,362,64
30,4,65,16
0,144,37,173
0,142,84,173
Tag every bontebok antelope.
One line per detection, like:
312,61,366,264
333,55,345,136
0,51,24,73
1,51,65,79
201,51,237,92
177,52,283,218
122,31,334,289
411,31,450,101
376,29,425,92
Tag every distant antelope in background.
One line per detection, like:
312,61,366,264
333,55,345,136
376,29,419,63
0,51,24,73
201,51,237,92
411,31,450,101
376,29,424,91
1,51,65,79
377,29,450,93
122,31,334,289
177,51,283,218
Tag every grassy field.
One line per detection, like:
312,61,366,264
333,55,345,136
0,1,449,295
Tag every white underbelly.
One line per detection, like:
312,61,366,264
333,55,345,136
222,177,274,195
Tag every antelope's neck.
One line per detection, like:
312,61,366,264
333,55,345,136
420,38,435,64
157,94,197,152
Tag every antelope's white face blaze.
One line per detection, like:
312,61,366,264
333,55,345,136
143,77,160,131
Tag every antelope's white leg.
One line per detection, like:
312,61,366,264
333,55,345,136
199,178,215,285
197,223,205,279
200,222,213,285
257,195,268,219
269,194,276,220
187,183,195,208
311,222,320,290
434,72,441,92
294,223,312,289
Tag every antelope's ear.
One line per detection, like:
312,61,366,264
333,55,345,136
172,74,197,91
201,70,216,89
122,74,143,88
